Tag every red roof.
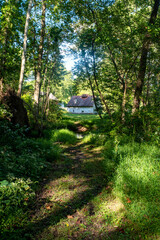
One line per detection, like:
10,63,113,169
67,95,94,107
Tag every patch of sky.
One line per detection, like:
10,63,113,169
60,42,75,71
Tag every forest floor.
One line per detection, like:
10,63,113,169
28,137,133,240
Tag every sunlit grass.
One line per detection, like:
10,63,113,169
51,129,77,144
63,112,100,121
113,143,160,235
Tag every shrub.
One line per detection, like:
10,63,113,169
0,121,62,232
0,178,35,232
52,129,77,144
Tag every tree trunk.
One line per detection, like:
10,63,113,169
0,21,9,95
0,75,3,96
146,72,151,106
17,0,33,97
121,80,127,122
132,0,160,114
33,0,46,108
84,54,102,119
91,41,113,121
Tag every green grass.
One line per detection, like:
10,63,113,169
51,129,77,144
103,141,160,236
1,113,160,239
63,112,100,121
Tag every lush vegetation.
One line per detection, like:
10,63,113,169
0,120,62,236
0,0,160,239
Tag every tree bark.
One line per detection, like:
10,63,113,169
84,58,102,119
18,0,33,97
132,0,160,114
33,0,46,108
91,41,113,121
121,80,127,122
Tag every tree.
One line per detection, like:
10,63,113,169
33,0,46,111
18,0,33,97
132,0,160,114
0,0,27,94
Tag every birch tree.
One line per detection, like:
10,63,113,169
17,0,33,97
33,0,46,110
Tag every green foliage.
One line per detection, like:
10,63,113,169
0,104,12,120
21,93,34,124
0,178,34,232
82,133,97,144
52,129,77,144
0,122,61,180
82,133,107,146
46,101,63,124
0,120,62,232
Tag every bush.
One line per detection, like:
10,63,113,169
51,129,77,144
0,121,62,232
0,137,61,181
0,178,35,232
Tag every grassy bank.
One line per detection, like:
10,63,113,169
1,113,160,239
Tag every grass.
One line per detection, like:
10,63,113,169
51,129,77,144
63,112,100,121
113,142,160,236
1,113,160,239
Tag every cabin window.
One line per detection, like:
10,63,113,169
82,110,84,113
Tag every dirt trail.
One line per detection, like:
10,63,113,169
29,141,125,240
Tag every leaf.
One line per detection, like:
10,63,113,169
0,180,9,187
24,185,30,190
46,205,51,210
126,197,131,203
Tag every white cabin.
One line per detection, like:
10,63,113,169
67,94,97,114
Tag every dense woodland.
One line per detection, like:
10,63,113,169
0,0,160,239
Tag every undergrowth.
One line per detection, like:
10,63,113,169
0,120,61,234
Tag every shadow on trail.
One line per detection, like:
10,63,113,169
24,143,111,238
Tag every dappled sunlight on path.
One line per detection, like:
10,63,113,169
29,142,127,240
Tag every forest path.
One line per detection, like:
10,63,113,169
30,140,126,240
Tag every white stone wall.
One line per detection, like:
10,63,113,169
67,107,95,114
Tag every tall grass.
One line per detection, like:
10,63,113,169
103,141,160,235
51,129,77,144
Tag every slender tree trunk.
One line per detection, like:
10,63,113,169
0,78,3,96
0,24,9,95
132,0,160,114
44,85,50,118
34,0,46,109
18,0,33,97
84,55,102,119
121,80,127,122
146,72,151,106
40,66,48,132
92,41,113,121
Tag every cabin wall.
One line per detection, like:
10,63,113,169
67,107,95,114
